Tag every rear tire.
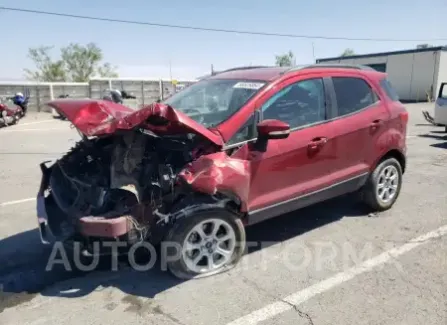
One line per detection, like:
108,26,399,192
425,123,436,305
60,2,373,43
164,208,246,280
362,158,403,211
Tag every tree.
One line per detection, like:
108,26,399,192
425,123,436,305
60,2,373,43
25,43,118,82
340,48,355,57
97,62,119,79
24,46,68,82
61,43,118,81
275,51,295,67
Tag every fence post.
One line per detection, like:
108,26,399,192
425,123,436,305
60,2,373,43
141,81,144,106
159,79,163,100
36,86,41,112
49,83,54,100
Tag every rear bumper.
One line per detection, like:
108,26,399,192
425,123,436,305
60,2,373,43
36,162,134,245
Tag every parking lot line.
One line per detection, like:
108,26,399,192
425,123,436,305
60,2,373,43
17,120,54,126
0,197,35,207
1,127,68,133
226,224,447,325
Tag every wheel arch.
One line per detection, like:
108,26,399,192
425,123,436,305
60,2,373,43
374,149,406,174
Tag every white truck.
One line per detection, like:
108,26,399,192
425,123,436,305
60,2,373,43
423,82,447,132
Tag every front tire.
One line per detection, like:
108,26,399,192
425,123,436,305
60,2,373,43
362,157,403,211
164,209,246,280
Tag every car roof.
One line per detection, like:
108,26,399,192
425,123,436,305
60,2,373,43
207,66,290,81
207,64,386,82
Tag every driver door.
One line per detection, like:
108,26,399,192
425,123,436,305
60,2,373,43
435,82,447,125
246,75,338,222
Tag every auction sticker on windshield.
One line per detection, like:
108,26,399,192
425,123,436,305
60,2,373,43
233,82,265,90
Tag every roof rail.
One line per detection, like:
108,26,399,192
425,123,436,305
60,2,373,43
293,63,376,71
212,65,275,76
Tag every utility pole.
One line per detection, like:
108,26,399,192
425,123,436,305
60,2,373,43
169,59,173,82
312,42,316,62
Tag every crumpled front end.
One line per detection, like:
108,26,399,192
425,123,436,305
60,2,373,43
46,99,223,146
36,124,253,254
35,130,183,251
36,162,136,244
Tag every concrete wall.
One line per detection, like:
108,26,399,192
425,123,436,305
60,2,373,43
385,53,414,100
317,50,442,101
409,51,437,101
0,78,197,112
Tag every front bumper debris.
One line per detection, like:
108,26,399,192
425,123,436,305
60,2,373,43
36,161,134,245
78,216,131,237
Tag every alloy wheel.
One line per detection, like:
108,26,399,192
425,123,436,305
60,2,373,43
182,218,236,274
376,165,399,203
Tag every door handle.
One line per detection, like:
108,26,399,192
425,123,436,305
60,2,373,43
308,137,328,150
370,119,383,128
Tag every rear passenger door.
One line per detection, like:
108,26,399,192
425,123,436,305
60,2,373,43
328,76,389,181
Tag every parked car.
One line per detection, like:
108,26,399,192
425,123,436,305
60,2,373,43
37,64,408,279
422,82,447,132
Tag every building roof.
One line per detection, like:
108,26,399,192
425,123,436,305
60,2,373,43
317,46,447,63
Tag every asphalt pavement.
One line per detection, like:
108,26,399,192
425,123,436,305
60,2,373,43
0,104,446,325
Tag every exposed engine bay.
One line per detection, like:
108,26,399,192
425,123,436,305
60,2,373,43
46,128,207,243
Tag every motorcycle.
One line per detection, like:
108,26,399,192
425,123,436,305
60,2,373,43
0,97,22,128
7,88,31,118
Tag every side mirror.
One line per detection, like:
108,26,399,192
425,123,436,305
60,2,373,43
252,119,290,152
257,119,290,140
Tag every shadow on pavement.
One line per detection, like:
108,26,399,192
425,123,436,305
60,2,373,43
430,142,447,149
417,132,447,148
0,195,369,311
418,133,447,140
414,123,439,126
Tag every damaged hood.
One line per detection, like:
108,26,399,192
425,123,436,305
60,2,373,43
46,99,224,146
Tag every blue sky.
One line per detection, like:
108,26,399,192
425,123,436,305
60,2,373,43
0,0,445,80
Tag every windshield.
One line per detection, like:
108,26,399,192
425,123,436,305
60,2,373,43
163,79,266,127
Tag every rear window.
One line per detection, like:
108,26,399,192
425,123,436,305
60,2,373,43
380,78,399,101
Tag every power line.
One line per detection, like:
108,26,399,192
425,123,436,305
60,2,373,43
1,6,446,43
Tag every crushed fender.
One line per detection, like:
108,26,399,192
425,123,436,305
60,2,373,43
178,145,251,212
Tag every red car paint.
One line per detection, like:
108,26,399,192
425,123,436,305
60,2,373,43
46,65,407,234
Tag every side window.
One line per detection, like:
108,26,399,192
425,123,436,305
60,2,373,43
332,77,379,117
226,113,256,146
380,78,400,101
438,83,447,99
260,78,326,129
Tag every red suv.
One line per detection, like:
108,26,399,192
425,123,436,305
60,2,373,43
39,64,408,279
